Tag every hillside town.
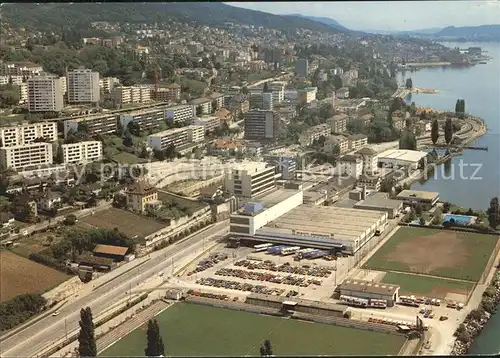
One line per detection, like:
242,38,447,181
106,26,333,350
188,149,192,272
0,3,499,358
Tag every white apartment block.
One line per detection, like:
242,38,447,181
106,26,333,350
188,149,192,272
335,154,364,179
61,141,103,164
0,122,57,147
165,105,195,123
120,108,165,132
18,82,28,104
2,62,43,77
112,86,150,105
99,77,119,93
147,127,190,151
0,142,53,170
269,81,286,104
190,98,212,115
224,163,277,198
64,114,117,137
59,76,67,95
192,116,220,133
67,69,100,104
0,75,23,85
299,124,331,147
27,76,64,112
187,125,205,143
348,134,368,150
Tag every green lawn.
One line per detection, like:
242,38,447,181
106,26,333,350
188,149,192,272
100,303,406,356
111,152,143,164
363,227,498,281
381,272,475,298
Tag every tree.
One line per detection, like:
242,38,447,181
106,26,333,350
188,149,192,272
431,119,439,145
78,307,97,357
139,146,149,159
260,340,273,356
165,144,176,160
333,75,343,90
405,78,413,89
487,197,499,230
444,118,453,145
123,134,133,147
145,319,165,357
399,130,417,150
263,82,270,93
443,202,451,213
196,105,202,116
432,208,443,225
64,214,77,225
415,203,423,215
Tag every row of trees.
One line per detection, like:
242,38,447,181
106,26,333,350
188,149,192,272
0,293,47,331
430,117,456,146
455,99,466,117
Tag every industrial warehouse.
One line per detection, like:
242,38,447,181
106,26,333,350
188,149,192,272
228,188,388,254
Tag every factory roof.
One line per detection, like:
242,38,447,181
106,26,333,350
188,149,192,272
396,190,440,201
378,149,428,163
338,279,400,296
254,188,300,207
259,205,386,241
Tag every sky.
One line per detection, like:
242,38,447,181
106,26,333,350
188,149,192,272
227,1,500,32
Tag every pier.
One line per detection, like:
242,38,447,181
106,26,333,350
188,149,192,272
426,145,488,151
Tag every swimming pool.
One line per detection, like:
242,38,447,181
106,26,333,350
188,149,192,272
443,214,474,224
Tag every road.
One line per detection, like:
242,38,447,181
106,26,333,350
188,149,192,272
0,220,229,357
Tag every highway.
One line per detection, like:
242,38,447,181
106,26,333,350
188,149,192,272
0,221,229,357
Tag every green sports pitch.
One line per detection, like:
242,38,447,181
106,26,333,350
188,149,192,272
100,303,406,356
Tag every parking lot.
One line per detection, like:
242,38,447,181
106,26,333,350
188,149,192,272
178,245,353,301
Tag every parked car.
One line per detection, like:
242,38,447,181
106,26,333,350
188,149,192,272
439,316,448,321
52,311,60,316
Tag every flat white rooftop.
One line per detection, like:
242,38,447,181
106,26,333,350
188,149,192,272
258,205,386,242
378,149,428,163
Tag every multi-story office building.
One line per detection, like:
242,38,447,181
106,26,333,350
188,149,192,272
61,140,102,164
244,110,280,142
264,155,297,180
64,114,118,138
0,122,57,147
296,59,309,77
187,125,205,143
67,69,100,104
224,163,277,198
249,93,273,110
192,116,220,134
147,127,190,151
165,105,195,124
0,142,53,170
299,124,331,147
120,108,166,133
27,76,64,112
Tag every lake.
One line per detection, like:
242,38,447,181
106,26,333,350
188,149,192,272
400,42,500,356
397,41,500,211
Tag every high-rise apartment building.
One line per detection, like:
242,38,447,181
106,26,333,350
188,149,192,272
67,69,100,104
224,163,277,198
244,110,280,142
296,58,309,77
27,76,64,112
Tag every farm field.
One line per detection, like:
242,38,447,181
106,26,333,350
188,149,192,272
381,272,475,299
78,208,166,238
0,251,70,302
100,303,405,356
363,227,499,281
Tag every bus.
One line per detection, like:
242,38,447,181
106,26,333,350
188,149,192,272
253,243,273,252
281,246,301,256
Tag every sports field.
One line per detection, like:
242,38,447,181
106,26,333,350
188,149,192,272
100,303,406,356
381,272,475,299
363,227,499,281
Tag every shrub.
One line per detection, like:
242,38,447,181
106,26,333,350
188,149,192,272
0,293,47,331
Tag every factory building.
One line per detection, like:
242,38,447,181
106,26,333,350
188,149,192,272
353,192,403,219
255,205,388,254
229,189,303,236
337,280,400,307
378,149,428,170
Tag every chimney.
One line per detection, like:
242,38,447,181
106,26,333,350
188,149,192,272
361,185,367,200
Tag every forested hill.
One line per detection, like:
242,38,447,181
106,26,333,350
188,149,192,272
0,2,341,34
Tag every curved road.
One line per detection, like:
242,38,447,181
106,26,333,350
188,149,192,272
0,221,228,357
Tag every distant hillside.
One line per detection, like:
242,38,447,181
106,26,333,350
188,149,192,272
435,24,500,37
397,27,443,36
0,2,340,34
288,14,350,32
